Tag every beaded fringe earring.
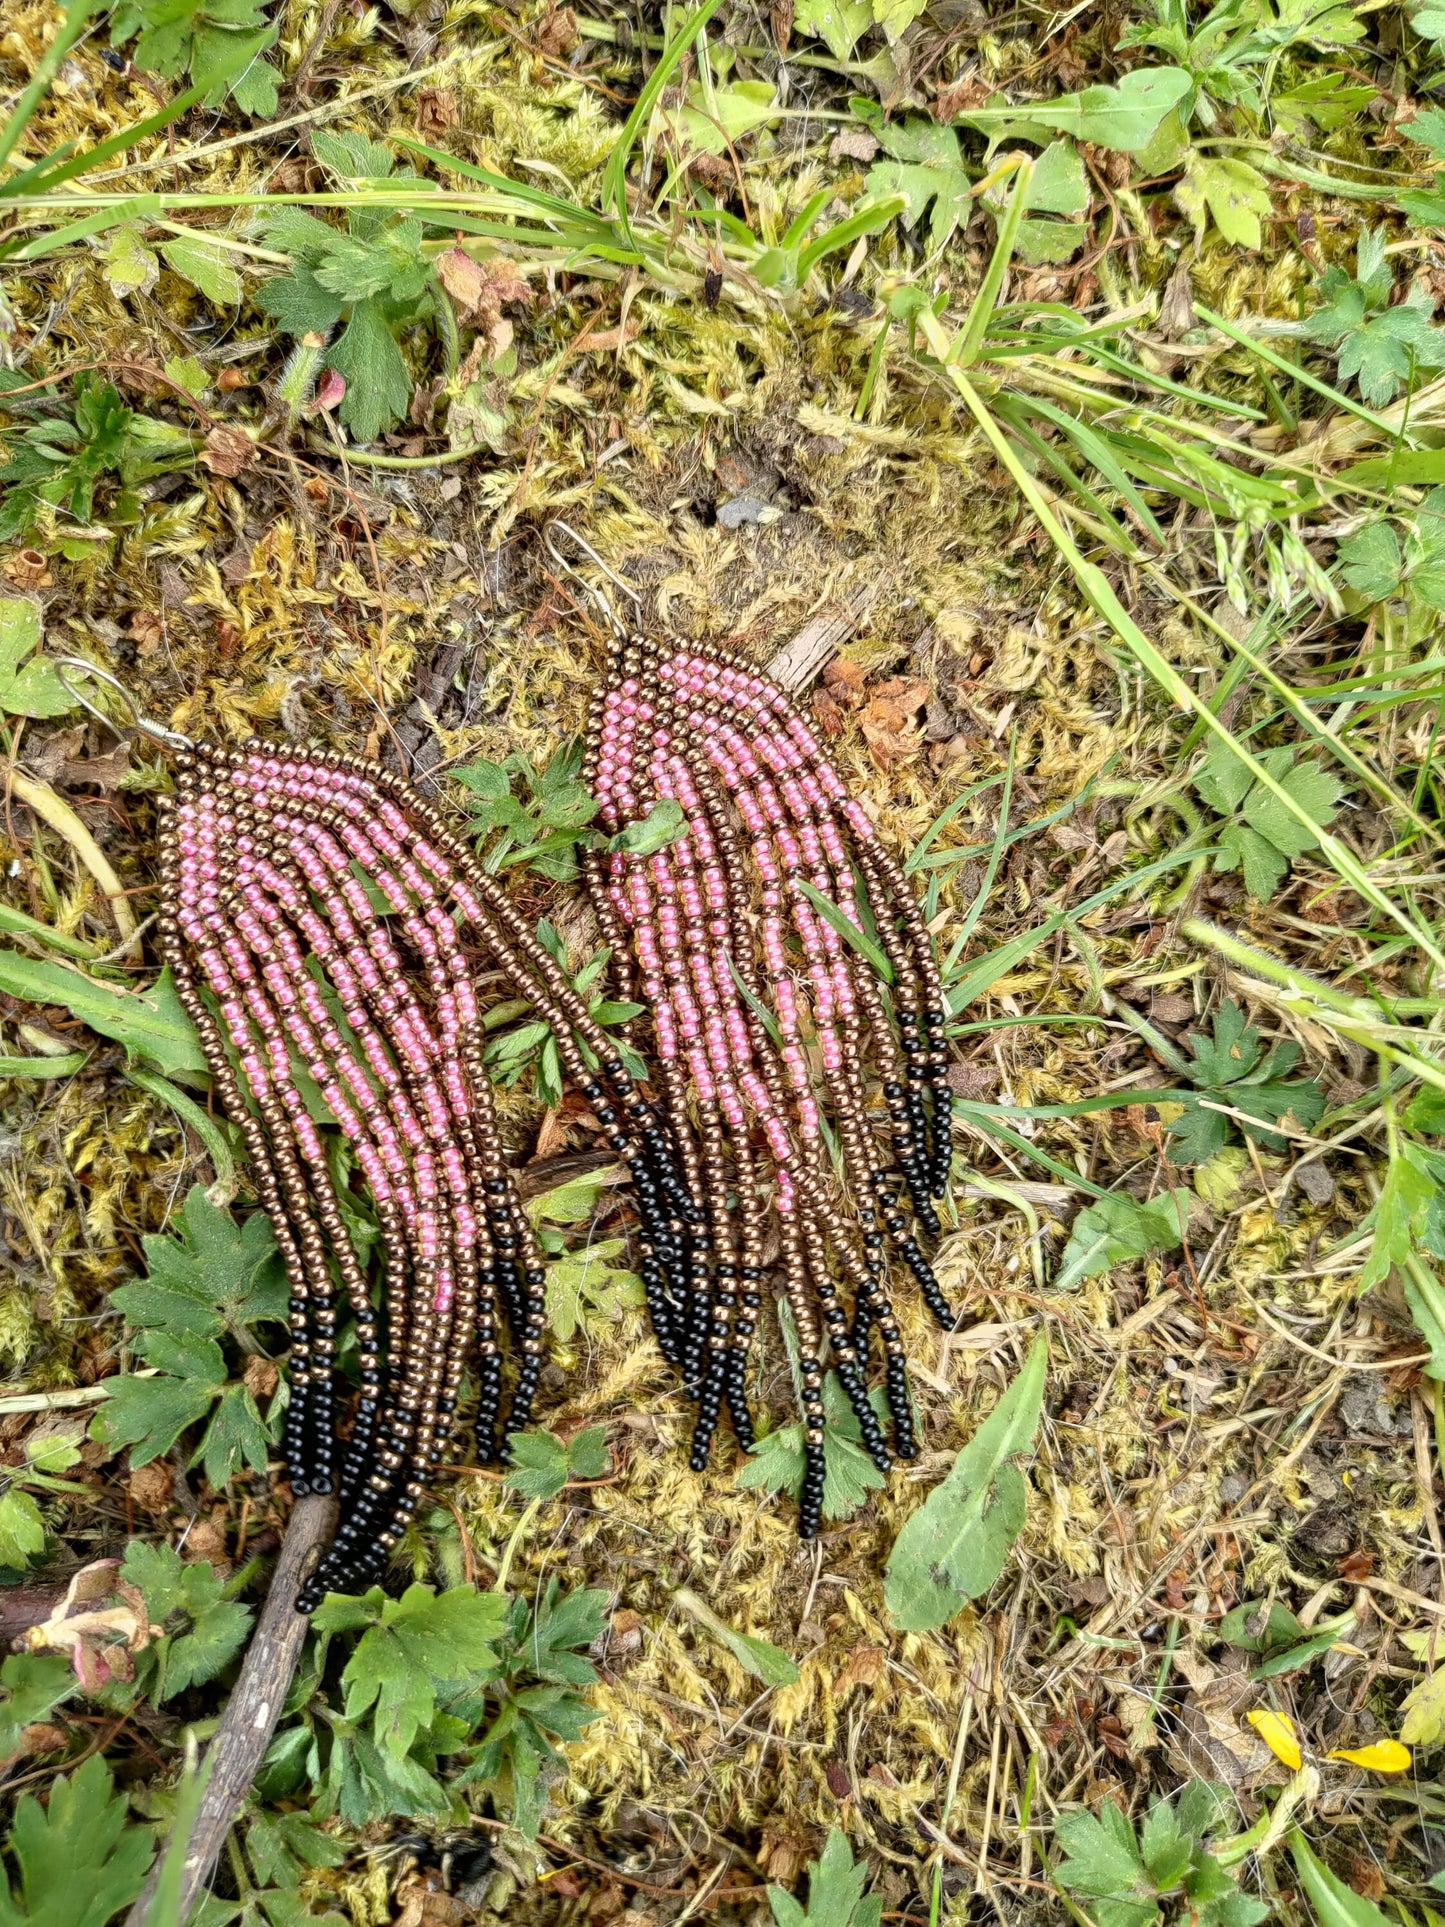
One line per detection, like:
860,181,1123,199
153,734,698,1609
581,631,956,1537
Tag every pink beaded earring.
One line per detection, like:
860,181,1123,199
57,660,698,1608
552,534,958,1540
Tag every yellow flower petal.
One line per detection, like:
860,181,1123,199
1247,1709,1303,1769
1327,1740,1413,1773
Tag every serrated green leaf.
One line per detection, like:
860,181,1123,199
325,300,413,444
1361,1147,1436,1289
769,1830,881,1927
565,1426,609,1480
100,226,159,299
0,1753,154,1927
1241,759,1340,859
94,1371,217,1468
1215,823,1289,899
737,1374,888,1520
338,1584,505,1757
503,1429,570,1500
114,1185,286,1338
0,955,204,1077
1176,154,1272,250
197,1380,272,1487
1338,522,1404,602
1054,1801,1149,1911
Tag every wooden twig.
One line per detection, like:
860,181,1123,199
766,583,882,694
123,1494,337,1927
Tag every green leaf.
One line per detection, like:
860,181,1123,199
543,1242,642,1342
793,0,870,59
113,1185,286,1337
337,1584,506,1757
1241,756,1341,860
0,955,204,1077
312,129,397,181
1289,1832,1393,1927
1055,1189,1189,1291
94,1369,217,1468
503,1429,571,1501
954,67,1193,153
450,759,512,801
325,299,414,444
864,120,972,250
1337,292,1445,407
1054,1802,1150,1919
160,233,241,305
1338,522,1404,602
0,1656,74,1762
768,1830,882,1927
198,1380,272,1488
0,597,78,719
100,226,159,299
677,78,780,155
566,1426,609,1480
0,1753,154,1927
1167,1002,1324,1164
736,1375,888,1521
675,1588,800,1687
1405,104,1445,160
0,1492,45,1570
1181,1001,1261,1087
884,1334,1046,1631
516,1579,609,1687
1175,155,1273,250
1192,737,1256,816
528,1170,615,1226
612,797,685,855
1401,1663,1445,1745
983,137,1089,263
253,267,345,335
118,1540,254,1698
1214,823,1288,900
1360,1147,1436,1289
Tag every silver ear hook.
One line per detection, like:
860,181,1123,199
51,657,194,753
543,520,643,641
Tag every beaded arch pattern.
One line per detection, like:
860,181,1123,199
158,738,698,1610
582,632,957,1537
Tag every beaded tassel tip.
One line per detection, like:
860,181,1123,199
581,633,956,1537
156,736,695,1611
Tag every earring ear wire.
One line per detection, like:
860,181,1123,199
543,519,643,641
50,657,194,753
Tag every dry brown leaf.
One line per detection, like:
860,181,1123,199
536,6,578,55
415,85,456,134
834,1643,885,1698
201,424,256,477
435,249,534,356
19,1559,158,1690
